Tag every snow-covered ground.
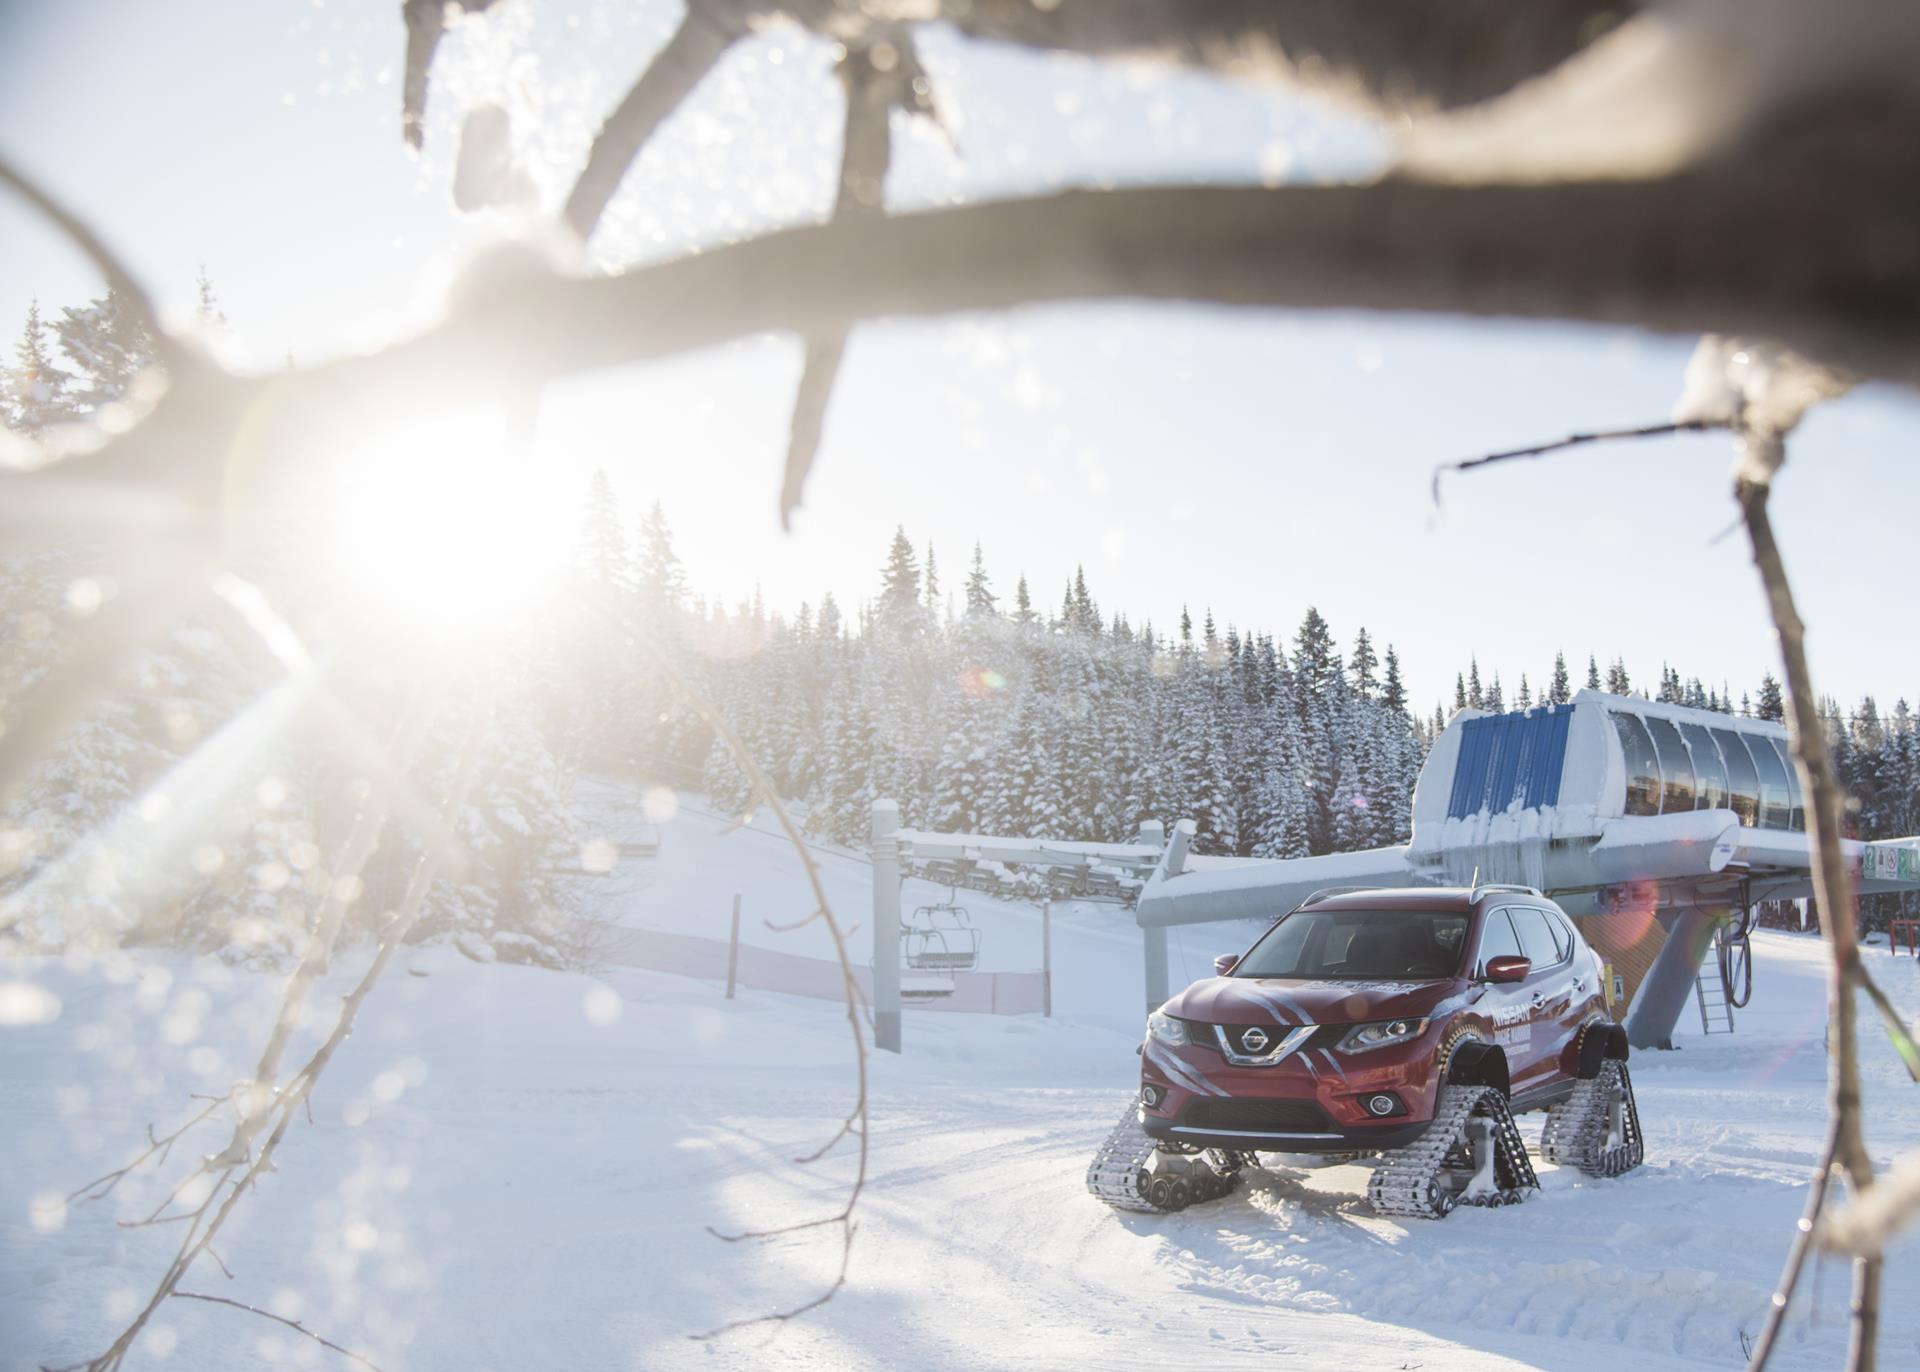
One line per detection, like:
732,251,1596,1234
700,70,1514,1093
5,788,1920,1371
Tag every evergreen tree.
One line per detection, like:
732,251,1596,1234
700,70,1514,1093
3,301,75,433
577,469,632,591
1381,645,1407,714
964,542,996,617
56,286,157,413
1586,654,1602,691
1605,657,1631,695
1756,672,1786,722
1350,628,1378,703
1549,652,1572,705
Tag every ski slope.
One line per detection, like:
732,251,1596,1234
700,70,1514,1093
5,790,1920,1371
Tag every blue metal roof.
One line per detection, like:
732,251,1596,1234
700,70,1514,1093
1446,708,1571,819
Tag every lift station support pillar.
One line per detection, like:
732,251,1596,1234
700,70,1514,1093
872,798,902,1054
1143,819,1194,1013
1623,904,1719,1050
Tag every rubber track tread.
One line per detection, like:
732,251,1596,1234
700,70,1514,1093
1540,1059,1645,1177
1085,1097,1242,1213
1366,1085,1538,1219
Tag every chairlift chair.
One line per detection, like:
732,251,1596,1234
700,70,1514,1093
902,901,983,972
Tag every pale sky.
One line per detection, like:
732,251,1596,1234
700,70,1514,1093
3,0,1915,717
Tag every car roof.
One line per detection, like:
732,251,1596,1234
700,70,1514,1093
1299,886,1551,914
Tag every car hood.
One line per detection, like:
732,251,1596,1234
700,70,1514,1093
1170,976,1459,1027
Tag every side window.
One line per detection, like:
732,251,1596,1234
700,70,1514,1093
1509,907,1563,968
1544,910,1574,960
1477,908,1524,974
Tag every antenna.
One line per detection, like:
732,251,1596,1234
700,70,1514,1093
1469,865,1482,900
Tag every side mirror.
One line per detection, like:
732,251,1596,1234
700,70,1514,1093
1213,953,1239,977
1485,955,1531,984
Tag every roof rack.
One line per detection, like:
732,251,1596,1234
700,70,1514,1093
1300,886,1372,907
1469,881,1543,900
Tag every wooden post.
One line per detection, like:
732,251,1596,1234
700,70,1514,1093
1042,897,1053,1018
725,892,741,1000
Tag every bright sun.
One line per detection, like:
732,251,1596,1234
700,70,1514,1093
324,409,569,632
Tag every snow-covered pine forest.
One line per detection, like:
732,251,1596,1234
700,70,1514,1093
6,285,1920,957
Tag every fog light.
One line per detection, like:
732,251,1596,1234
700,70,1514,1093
1141,1084,1165,1109
1366,1094,1399,1117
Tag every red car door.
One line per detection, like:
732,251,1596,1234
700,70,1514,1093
1473,908,1542,1087
1509,905,1581,1091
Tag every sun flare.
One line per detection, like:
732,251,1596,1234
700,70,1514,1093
323,410,569,631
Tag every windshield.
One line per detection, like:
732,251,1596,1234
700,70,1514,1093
1233,909,1470,981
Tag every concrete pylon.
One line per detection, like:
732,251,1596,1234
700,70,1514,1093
1624,905,1720,1049
1142,819,1195,1013
872,798,902,1054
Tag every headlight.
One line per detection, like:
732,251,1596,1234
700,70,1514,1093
1146,1009,1191,1047
1336,1017,1429,1054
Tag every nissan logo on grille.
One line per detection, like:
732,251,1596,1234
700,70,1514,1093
1238,1027,1270,1054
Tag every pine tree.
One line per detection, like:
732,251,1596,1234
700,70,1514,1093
1350,628,1378,703
1012,574,1035,624
3,301,76,433
1605,657,1631,695
1454,673,1467,713
577,469,632,591
1467,658,1484,710
923,543,940,612
1549,652,1572,705
56,286,157,413
1381,645,1407,714
1586,654,1602,691
1517,674,1533,710
1756,672,1786,722
964,542,996,616
635,501,687,612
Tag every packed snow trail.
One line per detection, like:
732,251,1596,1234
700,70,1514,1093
4,795,1919,1371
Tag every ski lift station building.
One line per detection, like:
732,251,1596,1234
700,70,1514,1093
1134,689,1920,1050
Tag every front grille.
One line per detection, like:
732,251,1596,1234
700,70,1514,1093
1180,1098,1331,1131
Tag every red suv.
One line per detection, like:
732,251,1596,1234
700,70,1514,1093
1087,885,1644,1218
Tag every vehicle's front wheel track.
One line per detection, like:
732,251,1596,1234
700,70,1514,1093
1085,1096,1248,1213
1367,1084,1539,1219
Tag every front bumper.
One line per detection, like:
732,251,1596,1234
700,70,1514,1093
1138,1019,1446,1152
1141,1111,1432,1153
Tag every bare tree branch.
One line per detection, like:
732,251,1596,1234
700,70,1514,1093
173,1292,386,1372
1749,1124,1842,1370
562,3,742,239
1431,419,1725,504
66,1096,226,1204
1736,471,1882,1372
0,156,180,369
779,35,939,527
1821,1152,1920,1263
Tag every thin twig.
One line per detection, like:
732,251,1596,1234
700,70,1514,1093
1431,420,1724,505
67,1095,225,1203
1735,471,1882,1371
1748,1124,1842,1370
563,1,739,239
65,684,491,1372
652,655,869,1341
172,1292,386,1372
